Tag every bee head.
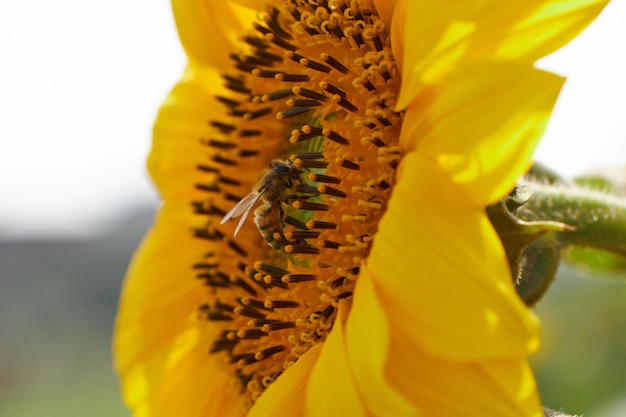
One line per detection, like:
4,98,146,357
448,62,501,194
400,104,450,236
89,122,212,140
271,159,302,179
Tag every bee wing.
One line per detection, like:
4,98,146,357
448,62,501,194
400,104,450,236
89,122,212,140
220,191,265,236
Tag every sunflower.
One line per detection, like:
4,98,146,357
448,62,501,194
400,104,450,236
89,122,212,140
114,1,608,416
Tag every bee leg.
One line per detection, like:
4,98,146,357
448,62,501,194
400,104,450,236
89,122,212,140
278,205,286,230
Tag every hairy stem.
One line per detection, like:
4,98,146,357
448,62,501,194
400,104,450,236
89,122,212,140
519,181,626,258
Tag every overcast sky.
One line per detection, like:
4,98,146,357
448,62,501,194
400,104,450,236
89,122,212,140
1,0,624,238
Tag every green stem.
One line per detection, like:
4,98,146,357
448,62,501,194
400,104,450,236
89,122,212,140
519,181,626,257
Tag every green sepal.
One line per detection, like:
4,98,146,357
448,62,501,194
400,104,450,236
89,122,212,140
487,185,573,288
489,170,626,305
516,234,560,306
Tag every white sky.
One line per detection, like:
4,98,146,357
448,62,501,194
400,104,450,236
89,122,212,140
0,0,624,238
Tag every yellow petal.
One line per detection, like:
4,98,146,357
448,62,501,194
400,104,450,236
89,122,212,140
400,61,564,205
392,0,477,109
248,344,323,417
386,339,542,417
393,0,608,109
487,0,609,62
172,0,256,74
114,203,241,417
304,301,368,417
346,267,418,416
149,66,220,205
367,152,540,361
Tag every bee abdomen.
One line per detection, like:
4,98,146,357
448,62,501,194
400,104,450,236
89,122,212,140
254,204,288,250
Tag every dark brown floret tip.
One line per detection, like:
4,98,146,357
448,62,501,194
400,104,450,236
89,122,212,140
284,244,321,255
308,173,341,184
255,345,286,360
262,321,296,332
317,185,347,198
282,274,316,283
263,275,289,289
237,329,266,340
277,107,312,119
292,201,330,211
234,306,267,320
240,297,272,311
264,300,300,309
306,220,338,230
292,87,327,101
321,53,350,74
285,230,321,240
254,262,289,277
275,73,310,82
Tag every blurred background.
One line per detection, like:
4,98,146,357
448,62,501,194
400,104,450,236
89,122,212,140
0,1,624,416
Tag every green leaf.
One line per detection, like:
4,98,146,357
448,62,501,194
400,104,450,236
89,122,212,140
563,246,626,274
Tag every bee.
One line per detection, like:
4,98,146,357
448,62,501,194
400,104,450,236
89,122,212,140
220,159,303,250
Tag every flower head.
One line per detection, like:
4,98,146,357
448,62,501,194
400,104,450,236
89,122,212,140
114,1,608,416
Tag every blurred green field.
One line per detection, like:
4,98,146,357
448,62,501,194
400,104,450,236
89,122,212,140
1,205,624,417
0,208,154,417
532,266,626,416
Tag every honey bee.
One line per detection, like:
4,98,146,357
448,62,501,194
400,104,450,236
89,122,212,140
220,159,303,250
